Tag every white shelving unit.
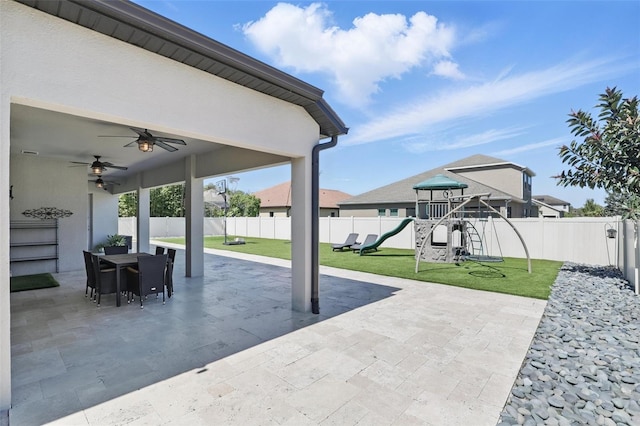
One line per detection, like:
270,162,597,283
10,219,59,275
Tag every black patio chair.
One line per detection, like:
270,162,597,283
166,248,176,296
82,250,96,299
126,254,168,308
155,246,165,255
91,254,118,306
104,245,128,255
331,233,359,251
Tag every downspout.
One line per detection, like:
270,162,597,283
311,135,339,314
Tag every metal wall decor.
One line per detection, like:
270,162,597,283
22,206,73,219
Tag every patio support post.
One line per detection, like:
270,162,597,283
291,156,312,312
1,98,11,411
184,155,204,277
136,179,150,254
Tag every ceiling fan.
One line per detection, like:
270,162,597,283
71,155,128,175
89,175,120,190
100,127,186,152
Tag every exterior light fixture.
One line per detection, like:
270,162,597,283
138,140,153,152
95,177,104,189
90,160,104,175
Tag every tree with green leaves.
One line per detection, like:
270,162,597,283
580,198,605,217
150,184,185,217
556,87,639,218
121,185,260,217
227,190,260,217
604,191,640,218
119,192,137,217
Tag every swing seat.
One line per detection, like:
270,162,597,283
466,254,503,263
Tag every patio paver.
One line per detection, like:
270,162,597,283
9,246,546,425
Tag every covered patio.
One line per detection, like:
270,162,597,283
9,248,546,425
2,0,347,413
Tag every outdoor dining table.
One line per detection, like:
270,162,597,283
99,252,151,306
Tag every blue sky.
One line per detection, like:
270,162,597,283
136,0,639,207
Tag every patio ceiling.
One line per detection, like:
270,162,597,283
10,104,273,187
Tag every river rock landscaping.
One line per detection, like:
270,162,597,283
498,263,639,426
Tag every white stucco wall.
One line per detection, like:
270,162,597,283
90,186,120,251
9,155,89,272
3,1,319,162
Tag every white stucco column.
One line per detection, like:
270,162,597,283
184,155,204,277
1,99,12,410
136,178,150,254
291,156,312,312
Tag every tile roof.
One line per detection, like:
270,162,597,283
255,182,351,208
339,154,524,206
444,154,535,176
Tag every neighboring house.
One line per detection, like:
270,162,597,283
255,181,351,217
532,198,564,218
339,154,535,218
532,195,571,218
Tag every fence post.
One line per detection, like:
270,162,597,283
635,221,640,295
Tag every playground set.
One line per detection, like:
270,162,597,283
349,174,531,273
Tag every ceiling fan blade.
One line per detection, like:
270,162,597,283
154,141,179,152
154,137,186,145
101,162,128,171
70,161,90,166
130,127,152,138
123,141,137,148
98,135,136,138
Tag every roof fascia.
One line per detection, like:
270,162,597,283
445,162,536,177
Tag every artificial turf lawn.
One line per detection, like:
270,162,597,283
10,273,60,292
157,236,562,300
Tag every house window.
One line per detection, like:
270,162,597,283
378,208,386,217
390,208,398,217
507,207,512,218
330,212,336,217
406,207,416,217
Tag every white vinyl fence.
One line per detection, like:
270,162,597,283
119,216,639,293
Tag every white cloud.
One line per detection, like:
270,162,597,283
345,57,630,145
242,3,457,107
403,127,525,154
491,137,566,156
431,60,465,80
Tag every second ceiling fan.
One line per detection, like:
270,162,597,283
71,155,127,175
101,128,186,152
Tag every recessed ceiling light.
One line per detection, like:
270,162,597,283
21,150,39,155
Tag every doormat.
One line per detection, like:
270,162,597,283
10,273,60,292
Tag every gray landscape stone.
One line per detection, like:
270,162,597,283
498,263,639,426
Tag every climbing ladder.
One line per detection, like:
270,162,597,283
465,221,484,257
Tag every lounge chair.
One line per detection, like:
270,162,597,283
351,234,378,253
332,233,359,251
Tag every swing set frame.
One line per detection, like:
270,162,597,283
414,193,532,274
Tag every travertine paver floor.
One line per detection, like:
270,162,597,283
9,245,546,425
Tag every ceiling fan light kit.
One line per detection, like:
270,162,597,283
138,140,153,152
91,160,104,175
